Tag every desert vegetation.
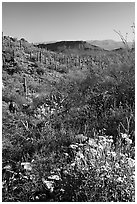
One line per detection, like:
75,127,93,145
2,33,135,201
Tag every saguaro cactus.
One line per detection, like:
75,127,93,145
19,40,22,49
23,76,27,96
39,50,42,62
37,51,39,62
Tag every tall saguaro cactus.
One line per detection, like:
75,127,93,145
39,50,42,62
19,40,22,49
37,51,39,62
23,76,28,97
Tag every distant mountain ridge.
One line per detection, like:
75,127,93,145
36,39,133,53
87,40,133,51
36,40,106,55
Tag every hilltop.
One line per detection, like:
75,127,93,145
36,40,106,55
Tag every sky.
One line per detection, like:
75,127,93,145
2,2,135,43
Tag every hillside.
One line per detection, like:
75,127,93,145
36,40,106,55
2,35,135,202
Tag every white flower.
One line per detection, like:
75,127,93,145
98,144,104,150
23,175,29,179
98,136,106,140
78,143,85,147
60,188,65,193
42,178,54,192
31,159,35,163
21,162,32,171
115,163,119,168
76,151,84,159
71,162,76,167
88,138,98,147
107,151,111,157
128,158,135,167
125,138,132,144
120,153,125,157
63,153,69,157
117,177,123,182
48,175,60,181
63,170,69,175
3,164,12,170
108,139,113,143
121,133,128,139
111,152,116,158
109,136,113,139
69,144,78,149
120,159,125,164
91,148,97,155
131,175,135,180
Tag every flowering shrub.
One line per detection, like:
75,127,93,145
3,132,134,202
49,134,135,202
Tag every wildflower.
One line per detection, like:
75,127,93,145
3,164,12,170
60,188,65,193
115,163,119,168
98,144,103,150
42,178,54,192
23,175,29,180
101,165,107,171
99,136,106,140
109,136,113,139
63,170,69,175
76,151,84,159
63,153,69,157
69,144,78,149
105,161,110,169
121,133,128,139
125,138,132,144
120,153,125,157
78,143,85,147
91,148,97,155
88,138,98,147
31,159,35,163
21,162,32,171
120,159,125,164
131,175,135,180
71,162,76,167
106,174,111,178
107,151,111,156
111,152,116,158
108,139,113,143
128,158,135,168
29,175,35,180
2,181,6,188
117,177,123,182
